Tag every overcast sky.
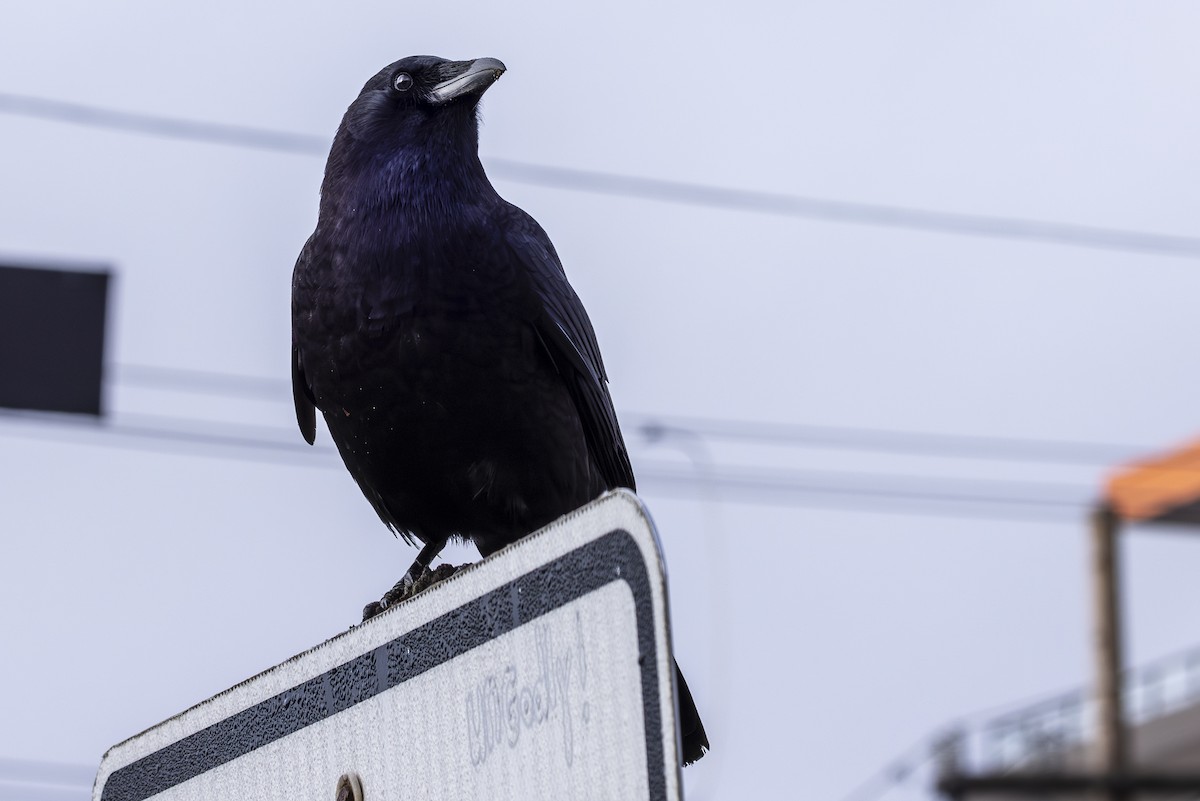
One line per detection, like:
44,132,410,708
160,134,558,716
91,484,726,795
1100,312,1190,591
4,3,1200,800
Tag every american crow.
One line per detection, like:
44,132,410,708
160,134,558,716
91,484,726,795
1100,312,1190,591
291,55,707,764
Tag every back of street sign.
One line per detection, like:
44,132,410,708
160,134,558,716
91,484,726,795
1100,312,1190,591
93,489,686,801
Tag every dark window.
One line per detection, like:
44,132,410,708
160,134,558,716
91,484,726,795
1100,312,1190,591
0,263,111,416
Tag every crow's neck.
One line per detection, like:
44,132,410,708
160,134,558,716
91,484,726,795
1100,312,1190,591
322,137,497,231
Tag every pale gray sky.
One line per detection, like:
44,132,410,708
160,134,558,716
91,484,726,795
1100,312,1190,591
3,3,1200,799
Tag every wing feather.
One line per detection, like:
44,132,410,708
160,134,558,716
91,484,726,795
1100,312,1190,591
292,344,317,445
291,237,319,445
504,206,635,491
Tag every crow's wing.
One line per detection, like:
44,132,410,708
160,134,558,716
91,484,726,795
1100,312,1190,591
292,345,317,444
503,205,636,491
291,238,319,445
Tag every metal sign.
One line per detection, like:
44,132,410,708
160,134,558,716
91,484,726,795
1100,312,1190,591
93,490,685,801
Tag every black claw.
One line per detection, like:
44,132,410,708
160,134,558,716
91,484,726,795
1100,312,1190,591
363,563,424,621
361,560,468,624
380,570,420,608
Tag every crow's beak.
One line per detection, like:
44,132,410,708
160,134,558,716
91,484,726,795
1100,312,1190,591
429,58,506,105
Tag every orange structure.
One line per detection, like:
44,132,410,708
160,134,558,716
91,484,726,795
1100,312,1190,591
1106,439,1200,522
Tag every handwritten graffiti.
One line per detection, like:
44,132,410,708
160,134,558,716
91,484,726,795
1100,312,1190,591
465,612,591,768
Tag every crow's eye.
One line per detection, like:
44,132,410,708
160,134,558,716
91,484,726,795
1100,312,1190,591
393,73,414,92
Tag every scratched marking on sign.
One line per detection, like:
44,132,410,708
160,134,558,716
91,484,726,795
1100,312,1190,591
465,611,592,768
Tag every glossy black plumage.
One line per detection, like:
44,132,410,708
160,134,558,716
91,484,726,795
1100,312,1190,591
290,55,706,764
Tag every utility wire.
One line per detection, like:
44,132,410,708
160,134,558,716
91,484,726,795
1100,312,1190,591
2,91,1199,258
636,417,1145,465
838,732,945,801
0,757,93,796
637,461,1088,522
117,362,288,400
0,91,327,154
487,158,1200,260
115,362,1151,466
0,408,1092,522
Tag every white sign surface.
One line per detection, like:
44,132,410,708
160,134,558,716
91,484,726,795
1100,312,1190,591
93,490,684,801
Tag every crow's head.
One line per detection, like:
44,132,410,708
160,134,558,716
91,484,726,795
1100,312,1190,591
332,55,505,163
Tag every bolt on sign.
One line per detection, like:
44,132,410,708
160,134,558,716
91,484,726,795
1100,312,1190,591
93,490,687,801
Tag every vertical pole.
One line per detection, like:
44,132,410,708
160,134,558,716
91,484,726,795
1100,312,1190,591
1091,504,1127,799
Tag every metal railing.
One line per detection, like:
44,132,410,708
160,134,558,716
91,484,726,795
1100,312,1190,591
842,643,1200,801
943,644,1200,778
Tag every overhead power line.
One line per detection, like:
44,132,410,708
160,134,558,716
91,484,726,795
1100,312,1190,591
636,417,1145,465
487,159,1200,259
0,91,327,154
637,461,1088,522
0,756,93,793
2,91,1199,258
0,408,1092,522
115,362,1151,466
118,362,287,399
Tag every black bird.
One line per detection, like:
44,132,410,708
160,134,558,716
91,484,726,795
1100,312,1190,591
290,55,707,765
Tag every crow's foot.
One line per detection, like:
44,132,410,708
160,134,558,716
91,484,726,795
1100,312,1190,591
361,563,465,621
362,537,451,621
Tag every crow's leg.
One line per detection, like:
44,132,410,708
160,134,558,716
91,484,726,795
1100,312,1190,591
362,538,448,621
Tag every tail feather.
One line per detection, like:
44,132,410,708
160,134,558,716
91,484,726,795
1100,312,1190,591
674,659,709,766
